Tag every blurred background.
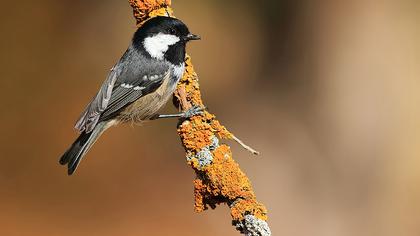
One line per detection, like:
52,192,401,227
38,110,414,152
0,0,419,235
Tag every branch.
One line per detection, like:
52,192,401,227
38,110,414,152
128,1,271,235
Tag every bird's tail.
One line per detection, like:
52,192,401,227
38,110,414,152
59,121,109,175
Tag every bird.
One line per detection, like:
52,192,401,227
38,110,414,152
59,16,201,175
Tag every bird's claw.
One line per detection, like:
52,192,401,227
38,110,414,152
182,105,205,118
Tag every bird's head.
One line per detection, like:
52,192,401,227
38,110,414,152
133,16,200,64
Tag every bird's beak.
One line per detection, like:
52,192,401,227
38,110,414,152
185,33,201,41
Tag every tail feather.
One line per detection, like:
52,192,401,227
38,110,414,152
59,122,108,175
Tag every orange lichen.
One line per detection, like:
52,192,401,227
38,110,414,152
176,56,233,140
193,145,268,221
175,56,205,108
211,119,234,139
128,0,171,24
231,199,268,221
193,179,206,212
129,0,269,229
177,116,214,152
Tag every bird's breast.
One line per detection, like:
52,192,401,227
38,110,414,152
118,64,185,123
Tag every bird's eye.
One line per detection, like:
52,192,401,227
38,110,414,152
168,28,176,34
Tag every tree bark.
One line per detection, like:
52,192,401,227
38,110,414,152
128,1,271,235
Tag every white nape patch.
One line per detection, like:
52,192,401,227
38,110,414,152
143,33,180,60
173,63,185,80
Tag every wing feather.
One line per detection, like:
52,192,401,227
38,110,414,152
99,71,169,121
75,66,120,133
73,46,170,133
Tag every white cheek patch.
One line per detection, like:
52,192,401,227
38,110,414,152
143,33,180,60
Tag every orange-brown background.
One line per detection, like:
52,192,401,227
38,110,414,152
1,0,419,235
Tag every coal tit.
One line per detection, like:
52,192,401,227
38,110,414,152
59,16,200,175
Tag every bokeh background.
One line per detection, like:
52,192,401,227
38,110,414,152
1,0,420,235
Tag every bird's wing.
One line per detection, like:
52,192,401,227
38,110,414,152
74,65,120,133
74,48,170,133
98,69,170,121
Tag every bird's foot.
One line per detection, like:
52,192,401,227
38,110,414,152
182,105,205,118
151,105,205,120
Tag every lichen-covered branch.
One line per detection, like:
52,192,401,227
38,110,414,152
128,1,271,235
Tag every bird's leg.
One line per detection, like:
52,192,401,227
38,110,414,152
151,105,205,120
